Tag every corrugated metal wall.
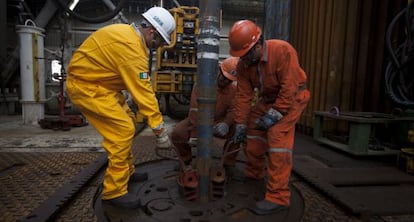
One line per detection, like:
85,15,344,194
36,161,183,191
290,0,405,132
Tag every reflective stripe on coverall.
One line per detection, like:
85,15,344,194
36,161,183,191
235,39,311,206
171,82,238,166
66,24,164,200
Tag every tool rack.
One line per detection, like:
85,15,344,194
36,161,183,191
313,111,414,156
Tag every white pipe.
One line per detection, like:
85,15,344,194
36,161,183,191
69,0,80,10
16,20,46,125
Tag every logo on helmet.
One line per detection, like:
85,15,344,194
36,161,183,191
153,16,164,27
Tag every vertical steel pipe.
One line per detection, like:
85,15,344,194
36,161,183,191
265,0,291,41
196,0,221,202
0,0,6,60
16,20,46,125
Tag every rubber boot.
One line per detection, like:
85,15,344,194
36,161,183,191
129,172,148,183
102,193,141,209
252,199,287,215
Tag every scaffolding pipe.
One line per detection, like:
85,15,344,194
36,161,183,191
16,20,46,125
196,0,221,203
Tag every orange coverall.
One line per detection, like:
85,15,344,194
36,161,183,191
235,40,311,206
171,82,239,166
66,24,164,200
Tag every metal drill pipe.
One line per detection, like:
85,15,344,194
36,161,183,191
196,0,221,203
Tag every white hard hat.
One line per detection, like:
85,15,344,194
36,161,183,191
142,7,176,45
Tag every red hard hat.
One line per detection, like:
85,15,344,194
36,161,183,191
228,20,262,57
220,57,239,81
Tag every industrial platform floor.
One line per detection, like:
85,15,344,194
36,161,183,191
0,114,414,222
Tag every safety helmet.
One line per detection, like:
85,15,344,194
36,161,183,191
220,57,239,81
228,20,262,57
142,7,176,45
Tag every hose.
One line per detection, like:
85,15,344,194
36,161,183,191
54,0,126,24
384,2,414,107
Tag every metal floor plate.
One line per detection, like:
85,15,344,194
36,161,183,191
293,133,414,217
0,152,101,222
94,160,305,222
294,156,414,215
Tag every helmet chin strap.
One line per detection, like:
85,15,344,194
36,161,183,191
148,33,157,76
242,58,259,67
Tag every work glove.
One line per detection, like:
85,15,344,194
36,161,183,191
232,124,247,144
213,122,229,137
153,128,172,149
255,108,283,131
187,137,198,148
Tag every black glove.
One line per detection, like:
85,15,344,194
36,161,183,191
232,124,247,144
255,108,283,131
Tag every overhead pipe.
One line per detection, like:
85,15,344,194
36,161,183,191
102,0,129,23
34,0,59,28
196,0,221,203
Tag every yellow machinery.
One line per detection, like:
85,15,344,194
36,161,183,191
152,6,199,117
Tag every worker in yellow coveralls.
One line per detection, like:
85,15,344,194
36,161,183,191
66,7,176,208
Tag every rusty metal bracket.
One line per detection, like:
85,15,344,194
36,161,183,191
178,166,199,201
209,142,245,200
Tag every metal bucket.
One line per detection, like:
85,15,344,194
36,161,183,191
398,148,414,174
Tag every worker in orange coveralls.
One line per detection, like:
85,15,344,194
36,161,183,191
66,7,176,208
171,57,240,173
228,20,311,215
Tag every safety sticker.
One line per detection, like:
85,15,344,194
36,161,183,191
139,72,149,79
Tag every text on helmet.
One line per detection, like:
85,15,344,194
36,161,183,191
153,16,164,27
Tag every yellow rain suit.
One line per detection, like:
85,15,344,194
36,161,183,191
66,24,164,200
